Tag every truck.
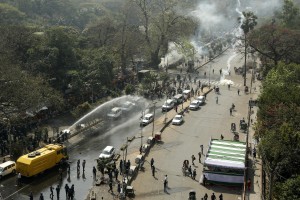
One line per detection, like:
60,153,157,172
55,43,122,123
16,144,68,177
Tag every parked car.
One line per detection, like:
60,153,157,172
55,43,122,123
99,146,116,159
141,113,154,126
196,95,206,105
189,100,201,110
173,94,184,105
121,101,135,112
172,115,184,125
162,99,175,112
183,90,191,100
107,107,122,119
0,161,16,179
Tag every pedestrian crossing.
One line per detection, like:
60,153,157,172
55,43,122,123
197,79,243,88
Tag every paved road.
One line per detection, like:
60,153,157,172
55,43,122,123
0,98,166,200
87,49,261,200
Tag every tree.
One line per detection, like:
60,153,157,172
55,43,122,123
256,62,300,199
237,11,257,86
0,3,25,25
276,0,300,28
0,58,64,125
248,25,300,70
274,175,300,200
134,0,196,67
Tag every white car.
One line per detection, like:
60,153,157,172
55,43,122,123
141,113,154,126
196,95,206,105
0,161,16,179
172,115,184,125
162,99,175,112
121,101,135,112
107,107,122,119
99,146,116,159
189,100,201,110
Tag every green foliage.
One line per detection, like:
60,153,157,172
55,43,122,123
0,58,64,122
71,102,91,118
276,0,300,29
249,25,300,67
0,3,25,25
238,11,257,35
274,175,300,200
257,62,300,198
125,84,135,95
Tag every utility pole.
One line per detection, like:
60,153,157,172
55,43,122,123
244,33,247,86
152,101,157,137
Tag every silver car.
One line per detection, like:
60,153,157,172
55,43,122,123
189,100,201,110
172,115,184,125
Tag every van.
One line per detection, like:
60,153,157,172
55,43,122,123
173,94,184,105
107,107,122,119
183,90,191,100
99,146,116,159
0,161,16,179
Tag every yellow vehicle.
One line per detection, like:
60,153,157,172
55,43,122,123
16,144,68,177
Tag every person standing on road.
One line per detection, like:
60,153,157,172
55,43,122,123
163,175,168,192
55,185,60,200
152,165,155,177
64,184,69,199
230,108,232,115
200,145,204,155
119,160,123,174
221,134,224,140
198,152,201,163
17,172,21,186
188,166,192,177
192,169,197,180
29,192,33,200
219,193,223,200
204,193,208,200
50,185,54,199
93,166,97,178
238,89,240,95
211,192,216,200
82,160,86,172
39,193,44,200
150,158,154,167
77,159,80,172
191,155,196,165
108,181,113,193
115,168,119,181
216,96,218,104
